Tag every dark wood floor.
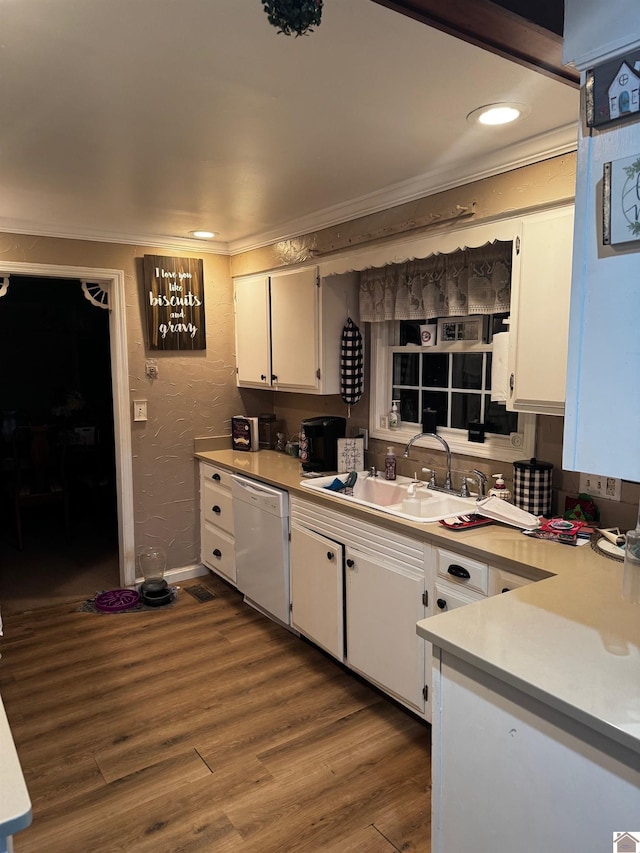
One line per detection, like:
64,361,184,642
1,573,431,852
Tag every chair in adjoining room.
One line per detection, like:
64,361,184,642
10,425,70,550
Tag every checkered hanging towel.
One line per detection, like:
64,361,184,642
340,317,363,417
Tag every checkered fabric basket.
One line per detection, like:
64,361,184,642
513,457,553,518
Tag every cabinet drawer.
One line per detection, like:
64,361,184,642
201,523,236,584
200,462,233,491
436,548,488,595
434,581,485,613
489,567,535,596
202,481,234,535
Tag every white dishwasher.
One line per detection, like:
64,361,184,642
231,474,290,626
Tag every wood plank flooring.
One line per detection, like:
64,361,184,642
0,573,431,852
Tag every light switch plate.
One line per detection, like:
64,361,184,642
579,473,621,501
133,400,148,422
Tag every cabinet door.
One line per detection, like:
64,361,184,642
345,545,426,713
507,206,574,416
234,274,271,387
290,523,344,660
270,268,319,391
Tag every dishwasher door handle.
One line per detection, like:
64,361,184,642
232,476,279,501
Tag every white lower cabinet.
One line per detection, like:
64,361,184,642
290,524,344,660
290,495,431,719
199,461,236,585
432,650,640,852
346,545,427,713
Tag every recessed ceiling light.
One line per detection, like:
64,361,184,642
467,103,528,126
189,230,216,239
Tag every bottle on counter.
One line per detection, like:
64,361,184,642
489,474,511,501
623,500,640,603
388,400,400,430
385,446,397,481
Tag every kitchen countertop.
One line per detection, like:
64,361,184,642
196,448,640,754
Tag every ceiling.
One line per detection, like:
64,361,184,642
1,0,580,255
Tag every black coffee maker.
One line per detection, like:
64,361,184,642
300,416,346,473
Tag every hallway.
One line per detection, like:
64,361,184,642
0,479,119,616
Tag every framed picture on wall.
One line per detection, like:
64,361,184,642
143,255,206,350
603,156,640,246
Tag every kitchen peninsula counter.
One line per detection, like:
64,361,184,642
196,447,640,756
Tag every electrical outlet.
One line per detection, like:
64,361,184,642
380,415,387,429
358,427,369,450
579,473,621,501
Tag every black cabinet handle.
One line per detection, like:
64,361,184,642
437,598,447,610
212,505,221,514
346,558,355,569
261,374,267,381
326,551,334,561
448,564,471,579
211,473,221,481
212,549,222,558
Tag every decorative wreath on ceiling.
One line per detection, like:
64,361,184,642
261,0,323,36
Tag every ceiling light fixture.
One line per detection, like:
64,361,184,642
189,230,216,240
467,103,528,126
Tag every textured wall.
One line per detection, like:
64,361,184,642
0,232,238,570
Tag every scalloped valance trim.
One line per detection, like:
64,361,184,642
359,240,512,321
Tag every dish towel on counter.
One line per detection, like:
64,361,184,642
340,317,363,416
491,331,510,403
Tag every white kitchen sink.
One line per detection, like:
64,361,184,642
300,472,478,523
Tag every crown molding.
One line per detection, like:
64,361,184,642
0,124,577,258
0,222,231,256
227,124,578,254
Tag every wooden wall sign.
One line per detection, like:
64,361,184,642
143,255,206,350
586,51,640,128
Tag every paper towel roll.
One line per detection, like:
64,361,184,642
491,331,509,403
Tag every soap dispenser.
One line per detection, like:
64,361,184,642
385,447,397,481
489,474,511,502
388,400,400,430
402,482,421,515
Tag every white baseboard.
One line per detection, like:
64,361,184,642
135,563,209,586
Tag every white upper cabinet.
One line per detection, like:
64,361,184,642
234,266,359,394
234,273,271,386
269,267,320,391
507,205,575,416
561,2,640,480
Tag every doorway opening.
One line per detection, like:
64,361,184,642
0,261,134,613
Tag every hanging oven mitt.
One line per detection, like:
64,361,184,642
340,317,363,417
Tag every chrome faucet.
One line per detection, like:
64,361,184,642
403,433,452,492
470,469,488,499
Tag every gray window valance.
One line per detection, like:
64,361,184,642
359,240,512,322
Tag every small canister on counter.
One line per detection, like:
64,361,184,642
513,457,553,518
